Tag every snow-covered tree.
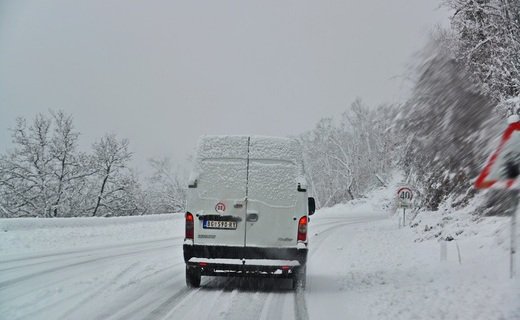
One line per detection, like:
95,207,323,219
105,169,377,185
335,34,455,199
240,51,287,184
397,44,499,210
0,111,183,218
300,100,398,208
48,111,89,216
0,111,97,217
146,157,187,213
90,134,135,216
443,0,520,100
0,114,54,217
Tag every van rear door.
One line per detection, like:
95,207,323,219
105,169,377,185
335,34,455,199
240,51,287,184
190,136,249,247
244,137,303,248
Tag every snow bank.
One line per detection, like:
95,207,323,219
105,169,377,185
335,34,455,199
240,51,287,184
309,209,520,319
410,194,515,246
309,177,520,319
317,172,400,218
0,213,183,256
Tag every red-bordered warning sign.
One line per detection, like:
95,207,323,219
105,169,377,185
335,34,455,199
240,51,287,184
397,187,413,199
397,186,414,208
215,202,226,213
475,121,520,189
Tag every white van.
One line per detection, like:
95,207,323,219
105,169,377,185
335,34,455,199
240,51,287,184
183,135,315,289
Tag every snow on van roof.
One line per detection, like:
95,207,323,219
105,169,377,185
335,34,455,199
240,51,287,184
249,136,301,163
196,135,250,159
196,135,302,161
193,135,305,207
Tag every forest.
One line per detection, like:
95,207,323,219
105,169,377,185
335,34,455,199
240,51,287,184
1,0,518,218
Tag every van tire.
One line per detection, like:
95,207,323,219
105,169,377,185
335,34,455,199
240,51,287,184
186,266,201,288
293,265,306,290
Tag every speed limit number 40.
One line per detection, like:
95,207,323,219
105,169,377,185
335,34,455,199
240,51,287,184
397,187,413,208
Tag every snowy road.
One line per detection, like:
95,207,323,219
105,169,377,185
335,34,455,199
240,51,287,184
2,192,519,319
0,212,382,320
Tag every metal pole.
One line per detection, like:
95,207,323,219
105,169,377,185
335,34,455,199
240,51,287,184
511,197,518,278
403,207,406,227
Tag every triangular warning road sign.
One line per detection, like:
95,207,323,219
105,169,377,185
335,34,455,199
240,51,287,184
476,121,520,189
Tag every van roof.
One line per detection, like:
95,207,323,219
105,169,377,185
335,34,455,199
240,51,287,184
196,135,302,163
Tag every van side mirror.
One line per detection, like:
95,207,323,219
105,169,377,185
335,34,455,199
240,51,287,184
308,197,316,216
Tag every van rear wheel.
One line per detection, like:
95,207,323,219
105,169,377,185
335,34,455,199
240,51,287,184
292,265,306,290
186,266,201,288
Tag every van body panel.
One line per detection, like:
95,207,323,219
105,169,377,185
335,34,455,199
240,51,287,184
185,135,308,274
188,136,249,247
244,136,306,248
245,158,299,248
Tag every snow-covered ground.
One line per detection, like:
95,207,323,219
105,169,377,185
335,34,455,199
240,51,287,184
1,187,519,319
0,214,182,255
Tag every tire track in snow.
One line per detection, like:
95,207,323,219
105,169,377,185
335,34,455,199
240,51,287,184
205,278,283,320
294,288,309,320
225,290,268,320
15,262,143,320
98,265,188,320
148,277,224,320
15,289,88,320
14,264,179,320
0,244,176,289
161,278,235,320
0,238,181,275
182,217,383,320
248,218,377,320
56,261,143,320
0,237,180,265
2,252,184,320
192,278,294,320
145,216,384,320
103,263,211,320
291,215,385,320
271,292,292,320
145,287,192,319
0,254,180,302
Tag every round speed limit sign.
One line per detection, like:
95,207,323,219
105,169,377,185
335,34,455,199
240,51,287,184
397,187,413,208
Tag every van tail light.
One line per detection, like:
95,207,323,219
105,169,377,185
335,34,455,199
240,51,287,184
185,212,194,240
297,216,308,242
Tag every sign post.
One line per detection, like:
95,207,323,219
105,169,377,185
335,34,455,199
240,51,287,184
475,117,520,278
397,186,414,228
511,205,517,278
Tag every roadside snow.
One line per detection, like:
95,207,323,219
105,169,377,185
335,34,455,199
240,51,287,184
307,185,520,319
0,213,183,256
1,181,519,319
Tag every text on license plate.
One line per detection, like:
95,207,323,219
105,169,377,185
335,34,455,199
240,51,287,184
203,220,237,229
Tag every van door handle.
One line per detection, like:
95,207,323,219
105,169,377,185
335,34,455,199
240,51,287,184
246,213,259,222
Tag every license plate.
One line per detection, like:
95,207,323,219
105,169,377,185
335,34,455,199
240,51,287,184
203,220,237,230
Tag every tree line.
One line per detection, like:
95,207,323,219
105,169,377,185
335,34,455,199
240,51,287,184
0,111,185,218
399,0,519,212
1,0,518,217
299,100,398,208
300,0,519,212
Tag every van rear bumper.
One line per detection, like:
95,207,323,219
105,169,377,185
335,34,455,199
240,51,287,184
183,244,307,266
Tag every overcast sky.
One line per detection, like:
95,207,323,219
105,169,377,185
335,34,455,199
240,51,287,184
0,0,450,173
